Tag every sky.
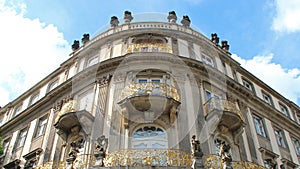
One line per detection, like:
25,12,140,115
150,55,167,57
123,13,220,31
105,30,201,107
0,0,300,107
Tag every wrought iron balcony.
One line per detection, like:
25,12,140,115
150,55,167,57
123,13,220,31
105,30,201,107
104,149,192,167
204,154,267,169
204,97,245,132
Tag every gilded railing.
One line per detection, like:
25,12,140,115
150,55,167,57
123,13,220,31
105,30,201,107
204,154,267,169
204,97,245,122
104,149,192,167
35,161,66,169
35,154,95,169
119,82,180,102
126,43,173,53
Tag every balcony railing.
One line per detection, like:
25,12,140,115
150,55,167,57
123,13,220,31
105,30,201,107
119,82,180,102
204,154,267,169
35,154,95,169
126,43,173,53
204,97,245,122
104,149,192,167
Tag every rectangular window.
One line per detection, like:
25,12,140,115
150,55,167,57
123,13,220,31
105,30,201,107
293,139,300,156
2,139,10,155
151,79,161,83
253,116,267,137
16,128,28,148
279,103,289,117
262,92,272,106
242,79,253,91
35,116,48,138
138,79,147,83
274,129,285,148
14,105,22,116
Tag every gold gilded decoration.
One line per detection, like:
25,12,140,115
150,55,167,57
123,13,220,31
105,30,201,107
126,43,173,53
203,154,267,169
103,149,193,167
55,99,76,124
35,154,95,169
119,82,180,102
204,97,245,122
35,161,66,169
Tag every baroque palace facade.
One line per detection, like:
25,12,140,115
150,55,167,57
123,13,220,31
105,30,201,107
0,11,300,169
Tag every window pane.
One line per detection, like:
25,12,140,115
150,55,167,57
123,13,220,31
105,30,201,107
35,117,48,137
17,129,27,148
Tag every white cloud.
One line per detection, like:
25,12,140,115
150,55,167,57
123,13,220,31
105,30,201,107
0,1,70,106
232,53,300,105
272,0,300,33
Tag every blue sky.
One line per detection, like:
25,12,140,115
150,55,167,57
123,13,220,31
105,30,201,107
0,0,300,106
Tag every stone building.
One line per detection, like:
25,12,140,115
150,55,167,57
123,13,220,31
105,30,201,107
0,11,300,169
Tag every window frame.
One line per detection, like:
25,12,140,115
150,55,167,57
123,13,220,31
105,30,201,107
131,125,168,149
47,78,59,93
292,139,300,156
28,92,40,106
274,128,286,148
253,115,267,138
14,104,23,117
16,128,28,149
279,103,289,117
242,78,254,92
2,138,10,156
262,91,273,106
34,115,48,138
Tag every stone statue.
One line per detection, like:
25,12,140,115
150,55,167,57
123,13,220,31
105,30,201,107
167,11,177,23
66,138,84,169
211,33,219,45
123,11,133,24
81,33,90,45
191,135,204,169
221,41,230,51
94,135,108,166
72,40,80,51
110,16,119,27
181,15,191,27
218,141,233,169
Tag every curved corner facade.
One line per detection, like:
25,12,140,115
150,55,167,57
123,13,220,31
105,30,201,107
0,11,299,169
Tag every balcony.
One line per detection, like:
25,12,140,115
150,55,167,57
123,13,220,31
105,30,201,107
54,99,94,141
104,149,192,167
118,82,180,123
204,97,245,132
204,154,267,169
126,43,172,54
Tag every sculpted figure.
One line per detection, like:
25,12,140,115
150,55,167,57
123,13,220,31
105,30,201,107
94,135,108,166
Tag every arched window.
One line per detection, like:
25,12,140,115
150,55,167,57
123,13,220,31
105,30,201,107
132,125,167,149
